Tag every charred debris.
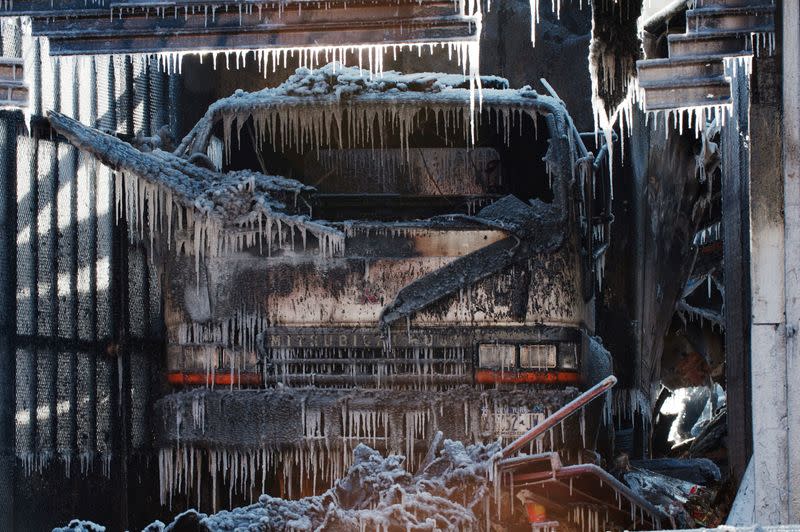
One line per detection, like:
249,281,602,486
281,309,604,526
0,0,764,528
43,56,731,530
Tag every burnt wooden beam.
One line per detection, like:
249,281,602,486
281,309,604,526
3,0,479,56
721,30,752,483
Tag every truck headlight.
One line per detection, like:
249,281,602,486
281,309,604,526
478,344,516,369
519,344,557,369
559,343,578,369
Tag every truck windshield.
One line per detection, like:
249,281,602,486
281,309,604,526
219,105,558,222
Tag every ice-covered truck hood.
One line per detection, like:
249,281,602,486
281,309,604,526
175,63,576,176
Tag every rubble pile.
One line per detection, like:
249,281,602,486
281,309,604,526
151,439,497,531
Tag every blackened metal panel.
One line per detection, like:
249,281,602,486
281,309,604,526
0,109,19,531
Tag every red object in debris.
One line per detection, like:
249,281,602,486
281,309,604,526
167,371,263,387
525,503,547,523
475,369,582,385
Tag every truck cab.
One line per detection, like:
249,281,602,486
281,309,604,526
50,63,613,509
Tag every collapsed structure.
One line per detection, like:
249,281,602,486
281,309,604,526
47,63,616,515
1,0,786,529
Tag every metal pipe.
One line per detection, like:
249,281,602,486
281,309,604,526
501,375,616,458
550,465,664,524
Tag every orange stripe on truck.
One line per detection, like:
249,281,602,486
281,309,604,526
167,371,263,387
474,369,582,385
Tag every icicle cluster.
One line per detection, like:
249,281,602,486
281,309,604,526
158,443,353,511
645,102,731,141
152,40,485,138
613,387,651,428
114,167,344,283
751,30,777,57
110,0,481,27
50,111,347,285
176,65,555,166
527,0,584,46
17,449,113,479
263,346,468,389
176,309,268,387
693,221,721,247
567,497,660,532
157,440,498,530
155,387,576,507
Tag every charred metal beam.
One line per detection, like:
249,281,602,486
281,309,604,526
379,195,565,329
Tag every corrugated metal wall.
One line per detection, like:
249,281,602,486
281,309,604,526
0,18,175,531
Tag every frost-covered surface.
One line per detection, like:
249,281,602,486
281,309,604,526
52,520,106,532
153,440,499,531
379,195,564,329
154,386,578,507
48,111,345,281
176,62,566,161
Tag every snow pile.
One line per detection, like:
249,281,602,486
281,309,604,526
153,439,499,531
271,63,508,97
52,520,106,532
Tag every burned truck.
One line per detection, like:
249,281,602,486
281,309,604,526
49,63,613,510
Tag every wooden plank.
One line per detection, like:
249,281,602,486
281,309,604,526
749,55,788,524
6,0,478,56
782,0,800,521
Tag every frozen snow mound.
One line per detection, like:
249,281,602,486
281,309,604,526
52,520,106,532
153,439,500,531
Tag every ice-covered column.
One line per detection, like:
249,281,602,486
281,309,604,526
782,0,800,524
749,0,800,524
